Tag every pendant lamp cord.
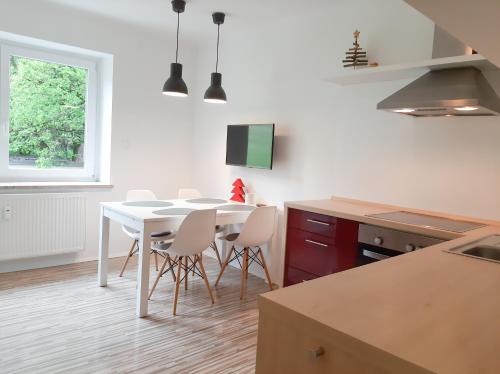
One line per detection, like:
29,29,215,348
215,24,220,73
175,11,180,63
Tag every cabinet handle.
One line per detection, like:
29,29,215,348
305,239,328,248
309,346,325,358
306,219,331,226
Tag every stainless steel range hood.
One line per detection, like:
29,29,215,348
377,67,500,116
377,27,500,117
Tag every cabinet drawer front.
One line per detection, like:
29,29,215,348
284,266,319,287
256,308,387,374
286,228,336,276
288,208,336,236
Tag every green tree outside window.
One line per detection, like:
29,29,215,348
9,56,87,168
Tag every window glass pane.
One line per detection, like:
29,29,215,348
8,55,88,169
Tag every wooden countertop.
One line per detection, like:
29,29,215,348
261,197,500,373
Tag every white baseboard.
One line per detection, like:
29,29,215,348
0,250,130,274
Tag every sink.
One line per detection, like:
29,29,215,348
462,246,500,262
446,235,500,264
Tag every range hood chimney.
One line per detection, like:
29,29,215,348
431,25,473,59
377,26,500,117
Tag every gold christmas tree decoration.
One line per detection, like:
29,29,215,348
343,30,368,69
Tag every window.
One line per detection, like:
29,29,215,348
0,40,103,182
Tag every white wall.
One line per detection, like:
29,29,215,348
189,0,500,281
0,0,197,272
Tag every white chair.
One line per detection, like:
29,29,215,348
119,189,175,277
178,188,202,199
178,188,223,267
148,209,216,315
209,227,225,267
215,206,276,299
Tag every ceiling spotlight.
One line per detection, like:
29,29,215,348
394,108,415,113
454,106,479,111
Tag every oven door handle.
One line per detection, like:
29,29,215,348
362,249,390,261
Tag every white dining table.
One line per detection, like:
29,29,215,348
97,198,256,317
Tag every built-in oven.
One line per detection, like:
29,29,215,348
357,224,445,265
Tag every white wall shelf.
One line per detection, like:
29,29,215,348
326,54,497,86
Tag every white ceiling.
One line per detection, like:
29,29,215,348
43,0,336,38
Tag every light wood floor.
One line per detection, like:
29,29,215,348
0,255,271,374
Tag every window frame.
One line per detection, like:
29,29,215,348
0,42,100,182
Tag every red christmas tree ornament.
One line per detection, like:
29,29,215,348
230,178,245,202
233,178,244,187
231,186,244,194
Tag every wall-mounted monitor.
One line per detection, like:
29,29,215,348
226,124,275,169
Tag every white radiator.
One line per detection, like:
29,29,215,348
0,193,86,261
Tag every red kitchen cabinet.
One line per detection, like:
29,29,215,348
283,208,359,287
286,228,336,276
287,209,337,236
284,266,317,286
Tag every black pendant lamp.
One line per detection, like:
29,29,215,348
204,12,227,104
162,0,188,97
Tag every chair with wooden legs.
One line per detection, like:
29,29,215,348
178,188,202,200
119,189,175,277
178,188,223,267
209,226,224,267
148,209,216,315
215,206,276,299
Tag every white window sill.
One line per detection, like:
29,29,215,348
0,182,113,191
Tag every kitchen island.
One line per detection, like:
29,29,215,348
256,197,500,373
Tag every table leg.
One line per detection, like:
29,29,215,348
221,224,231,260
98,208,110,287
137,223,153,317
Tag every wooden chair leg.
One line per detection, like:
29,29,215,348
148,256,169,300
184,256,189,290
197,255,215,304
192,254,196,276
244,248,249,295
240,248,249,300
212,241,223,267
215,245,235,287
119,240,137,277
195,253,204,276
167,255,177,282
246,252,249,279
258,248,273,291
154,251,159,271
173,256,183,316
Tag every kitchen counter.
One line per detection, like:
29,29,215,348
286,197,500,240
258,197,500,373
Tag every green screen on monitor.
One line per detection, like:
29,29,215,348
226,124,275,169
